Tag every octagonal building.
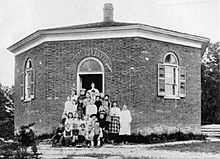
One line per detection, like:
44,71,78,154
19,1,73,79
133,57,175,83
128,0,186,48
8,3,209,135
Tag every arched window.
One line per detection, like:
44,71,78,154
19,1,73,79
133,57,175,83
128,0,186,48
21,59,35,101
164,53,178,65
79,59,102,72
158,52,186,99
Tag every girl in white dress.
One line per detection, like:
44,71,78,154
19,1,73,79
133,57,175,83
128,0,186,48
64,96,73,114
65,112,74,129
119,104,132,144
70,89,78,102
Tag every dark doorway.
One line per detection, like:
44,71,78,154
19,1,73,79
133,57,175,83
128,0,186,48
80,74,103,93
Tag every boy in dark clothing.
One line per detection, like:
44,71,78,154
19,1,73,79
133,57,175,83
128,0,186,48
72,123,79,146
77,99,84,118
51,123,64,147
77,89,86,116
63,124,73,147
77,89,86,102
98,113,109,145
95,96,102,111
61,113,67,125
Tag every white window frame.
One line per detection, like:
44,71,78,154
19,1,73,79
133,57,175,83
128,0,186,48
24,59,32,102
163,52,180,99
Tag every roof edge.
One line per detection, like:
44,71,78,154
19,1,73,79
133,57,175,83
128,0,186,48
8,23,210,54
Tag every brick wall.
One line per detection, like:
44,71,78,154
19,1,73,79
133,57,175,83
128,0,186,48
15,43,48,134
15,37,202,135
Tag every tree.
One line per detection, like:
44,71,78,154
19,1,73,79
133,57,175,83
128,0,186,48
201,42,220,124
0,83,14,138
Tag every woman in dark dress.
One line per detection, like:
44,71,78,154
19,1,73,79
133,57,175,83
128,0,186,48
108,101,120,144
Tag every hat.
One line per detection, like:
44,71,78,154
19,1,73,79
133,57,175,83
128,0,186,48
80,123,85,127
99,110,106,114
90,114,97,118
72,123,78,127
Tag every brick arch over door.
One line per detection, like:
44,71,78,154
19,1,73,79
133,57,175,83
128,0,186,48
77,57,105,94
71,48,112,94
72,48,112,72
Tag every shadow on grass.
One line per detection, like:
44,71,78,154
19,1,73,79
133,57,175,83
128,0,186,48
152,141,220,154
63,153,152,159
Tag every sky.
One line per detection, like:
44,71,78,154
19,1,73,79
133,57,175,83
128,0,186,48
0,0,219,86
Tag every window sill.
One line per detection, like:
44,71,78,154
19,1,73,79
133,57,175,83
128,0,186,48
164,96,180,100
23,98,31,102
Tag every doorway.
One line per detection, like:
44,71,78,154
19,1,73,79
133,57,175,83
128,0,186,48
80,74,103,93
77,57,105,94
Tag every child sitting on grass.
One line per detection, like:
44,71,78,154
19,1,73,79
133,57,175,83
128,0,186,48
63,124,73,147
72,123,79,146
86,125,94,147
51,123,64,147
78,123,87,147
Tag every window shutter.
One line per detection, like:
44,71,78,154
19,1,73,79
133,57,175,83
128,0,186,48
179,66,186,97
30,69,35,99
158,63,165,96
20,72,24,101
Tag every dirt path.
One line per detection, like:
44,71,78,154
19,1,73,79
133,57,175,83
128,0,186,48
37,142,220,159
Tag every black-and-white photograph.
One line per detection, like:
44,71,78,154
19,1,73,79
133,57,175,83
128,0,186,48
0,0,219,158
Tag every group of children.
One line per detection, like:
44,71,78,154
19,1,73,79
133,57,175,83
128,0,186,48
51,83,132,147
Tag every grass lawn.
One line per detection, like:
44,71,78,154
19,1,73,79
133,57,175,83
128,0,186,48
152,141,220,154
64,154,149,159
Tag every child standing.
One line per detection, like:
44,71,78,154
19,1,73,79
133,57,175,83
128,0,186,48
83,92,91,114
95,96,102,112
71,99,78,115
98,113,109,145
73,113,81,128
90,114,98,127
86,125,94,147
77,88,86,102
64,96,74,115
77,98,84,119
81,115,90,129
101,95,111,122
61,112,68,125
102,95,111,111
65,112,74,129
86,99,97,117
93,121,103,147
70,89,78,102
90,90,97,101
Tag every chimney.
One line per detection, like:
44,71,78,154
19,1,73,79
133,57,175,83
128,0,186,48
103,3,114,22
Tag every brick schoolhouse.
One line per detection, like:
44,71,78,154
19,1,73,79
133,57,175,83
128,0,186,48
8,3,209,135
